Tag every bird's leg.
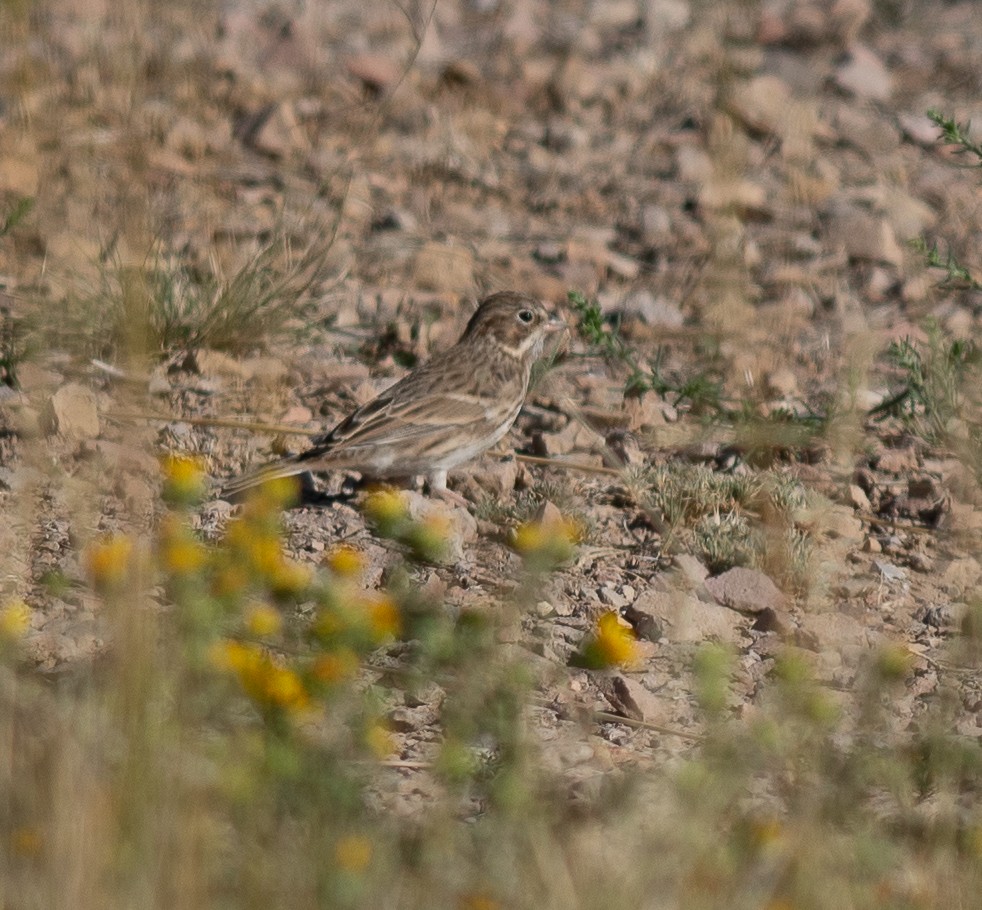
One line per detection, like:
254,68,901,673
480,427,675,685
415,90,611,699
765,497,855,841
425,469,470,509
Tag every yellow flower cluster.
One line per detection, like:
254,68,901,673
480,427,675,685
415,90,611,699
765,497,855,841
159,514,207,576
362,487,409,534
77,461,405,741
313,590,402,650
221,514,311,599
312,648,360,685
324,544,366,578
245,603,282,638
210,639,309,714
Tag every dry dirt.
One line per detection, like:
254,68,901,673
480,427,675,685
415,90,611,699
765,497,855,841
3,0,982,786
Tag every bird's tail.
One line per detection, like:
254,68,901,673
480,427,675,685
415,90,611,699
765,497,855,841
218,455,308,502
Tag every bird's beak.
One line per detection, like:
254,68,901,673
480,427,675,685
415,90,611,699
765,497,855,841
545,314,567,333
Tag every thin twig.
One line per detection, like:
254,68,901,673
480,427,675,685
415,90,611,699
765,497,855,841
495,451,621,476
529,694,703,742
91,358,145,382
107,410,320,436
590,708,704,741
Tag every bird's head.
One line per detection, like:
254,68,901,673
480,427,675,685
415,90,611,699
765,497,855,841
461,292,565,361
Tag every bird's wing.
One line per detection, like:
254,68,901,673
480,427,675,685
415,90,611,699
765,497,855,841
318,393,492,449
305,357,498,457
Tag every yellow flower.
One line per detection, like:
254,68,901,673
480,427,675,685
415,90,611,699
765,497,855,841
575,611,639,670
593,611,639,668
511,514,582,568
245,603,282,638
10,826,43,857
406,514,451,562
748,816,785,850
262,664,309,712
511,521,547,554
0,600,30,639
364,722,395,759
459,895,500,910
209,639,258,673
325,544,366,579
210,639,308,712
334,834,372,873
267,558,312,597
362,487,409,534
161,454,207,505
246,535,283,576
165,539,207,574
312,648,359,684
364,592,401,641
211,561,250,599
248,476,301,514
86,536,133,591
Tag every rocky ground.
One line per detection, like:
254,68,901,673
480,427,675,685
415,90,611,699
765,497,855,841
4,0,982,802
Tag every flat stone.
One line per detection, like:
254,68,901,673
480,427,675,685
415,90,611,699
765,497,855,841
766,367,798,397
728,74,793,137
834,44,892,101
876,446,918,474
704,567,788,614
826,204,903,267
797,610,868,654
618,290,684,327
630,588,745,644
345,53,401,92
942,557,982,596
188,348,245,378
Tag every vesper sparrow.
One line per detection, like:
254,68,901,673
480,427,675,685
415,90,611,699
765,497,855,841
222,292,565,502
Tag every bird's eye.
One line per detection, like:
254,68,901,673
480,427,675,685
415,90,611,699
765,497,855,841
517,309,534,324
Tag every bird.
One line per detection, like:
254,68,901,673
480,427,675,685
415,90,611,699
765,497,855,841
221,291,565,504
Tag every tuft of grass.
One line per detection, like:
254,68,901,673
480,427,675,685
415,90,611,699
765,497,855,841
52,230,336,360
640,461,812,585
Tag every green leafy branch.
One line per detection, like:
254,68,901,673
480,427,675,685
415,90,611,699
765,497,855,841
910,237,982,291
0,196,33,239
869,322,977,441
927,109,982,166
569,290,730,417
